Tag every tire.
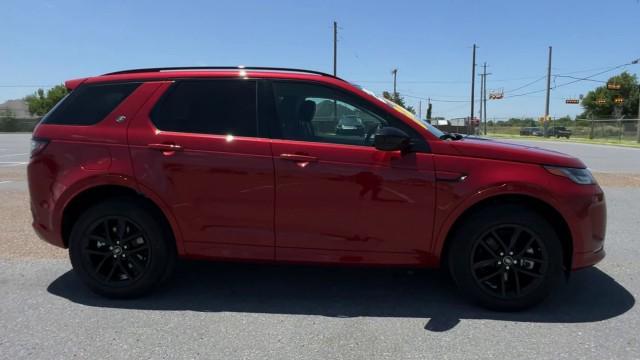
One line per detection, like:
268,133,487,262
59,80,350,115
68,198,176,298
448,204,563,311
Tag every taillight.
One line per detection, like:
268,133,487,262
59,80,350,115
30,138,49,158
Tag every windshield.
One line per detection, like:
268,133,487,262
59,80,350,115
356,86,445,139
379,96,446,138
340,116,360,126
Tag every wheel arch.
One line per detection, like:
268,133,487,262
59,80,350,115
439,193,573,272
60,184,183,254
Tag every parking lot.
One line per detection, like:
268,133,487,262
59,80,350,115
1,133,639,359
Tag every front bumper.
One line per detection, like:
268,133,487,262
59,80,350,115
567,187,607,270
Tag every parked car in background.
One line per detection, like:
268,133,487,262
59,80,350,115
335,115,365,136
28,66,606,311
546,126,572,139
519,127,543,136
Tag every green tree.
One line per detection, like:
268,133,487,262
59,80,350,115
581,72,639,118
24,85,68,116
382,91,416,114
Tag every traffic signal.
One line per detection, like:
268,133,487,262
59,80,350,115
607,83,621,90
595,98,607,105
565,99,579,104
614,96,624,104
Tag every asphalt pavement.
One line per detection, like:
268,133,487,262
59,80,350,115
0,133,639,359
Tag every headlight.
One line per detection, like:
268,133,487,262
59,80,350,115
544,166,596,185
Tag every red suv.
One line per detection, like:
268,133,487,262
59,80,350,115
28,67,606,310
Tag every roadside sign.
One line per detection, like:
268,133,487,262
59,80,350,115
489,89,504,99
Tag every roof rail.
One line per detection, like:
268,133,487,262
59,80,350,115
103,66,344,81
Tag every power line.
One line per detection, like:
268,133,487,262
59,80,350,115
352,75,548,84
553,75,606,83
502,61,633,100
504,75,546,93
0,85,58,88
552,63,628,88
402,93,482,103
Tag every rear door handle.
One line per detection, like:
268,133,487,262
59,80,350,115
435,171,467,182
279,153,318,162
148,143,183,152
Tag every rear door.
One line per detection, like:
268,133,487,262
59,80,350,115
128,79,275,261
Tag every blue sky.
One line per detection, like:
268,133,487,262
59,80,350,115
2,0,639,119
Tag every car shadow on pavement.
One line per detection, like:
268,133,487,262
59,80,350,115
47,261,635,332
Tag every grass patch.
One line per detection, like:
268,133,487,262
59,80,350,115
487,133,640,149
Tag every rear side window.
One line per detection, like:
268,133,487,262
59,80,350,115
43,82,140,125
151,80,257,137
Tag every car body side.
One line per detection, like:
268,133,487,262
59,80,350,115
28,71,606,271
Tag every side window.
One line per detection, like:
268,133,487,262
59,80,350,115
151,80,257,137
272,81,421,147
43,82,140,125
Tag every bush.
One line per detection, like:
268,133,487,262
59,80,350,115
0,117,39,132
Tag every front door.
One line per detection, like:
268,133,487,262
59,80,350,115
269,81,436,265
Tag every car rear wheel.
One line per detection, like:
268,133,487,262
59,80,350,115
448,204,563,311
69,198,176,298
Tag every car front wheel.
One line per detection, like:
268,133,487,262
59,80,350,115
448,204,563,311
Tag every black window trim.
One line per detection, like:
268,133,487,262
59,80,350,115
42,81,142,126
149,78,264,139
266,79,430,153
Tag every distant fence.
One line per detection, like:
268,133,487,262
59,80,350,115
0,117,40,132
433,125,473,134
481,118,640,142
434,118,640,143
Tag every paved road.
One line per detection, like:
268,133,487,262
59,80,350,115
1,134,639,359
0,133,29,191
498,138,640,173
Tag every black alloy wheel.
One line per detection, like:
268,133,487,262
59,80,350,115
69,198,175,298
470,224,549,299
80,216,151,286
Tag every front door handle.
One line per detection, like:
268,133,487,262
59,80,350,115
279,153,318,163
148,143,183,152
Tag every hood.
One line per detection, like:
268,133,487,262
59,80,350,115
445,137,586,168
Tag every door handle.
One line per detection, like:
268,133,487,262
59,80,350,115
435,171,467,182
279,153,318,162
148,143,183,152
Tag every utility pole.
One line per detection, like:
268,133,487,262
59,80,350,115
482,62,491,135
632,58,639,143
333,21,337,76
418,100,422,120
392,69,398,97
544,46,553,134
470,44,477,134
478,72,484,125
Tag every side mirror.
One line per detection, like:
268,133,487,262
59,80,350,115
374,127,411,152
